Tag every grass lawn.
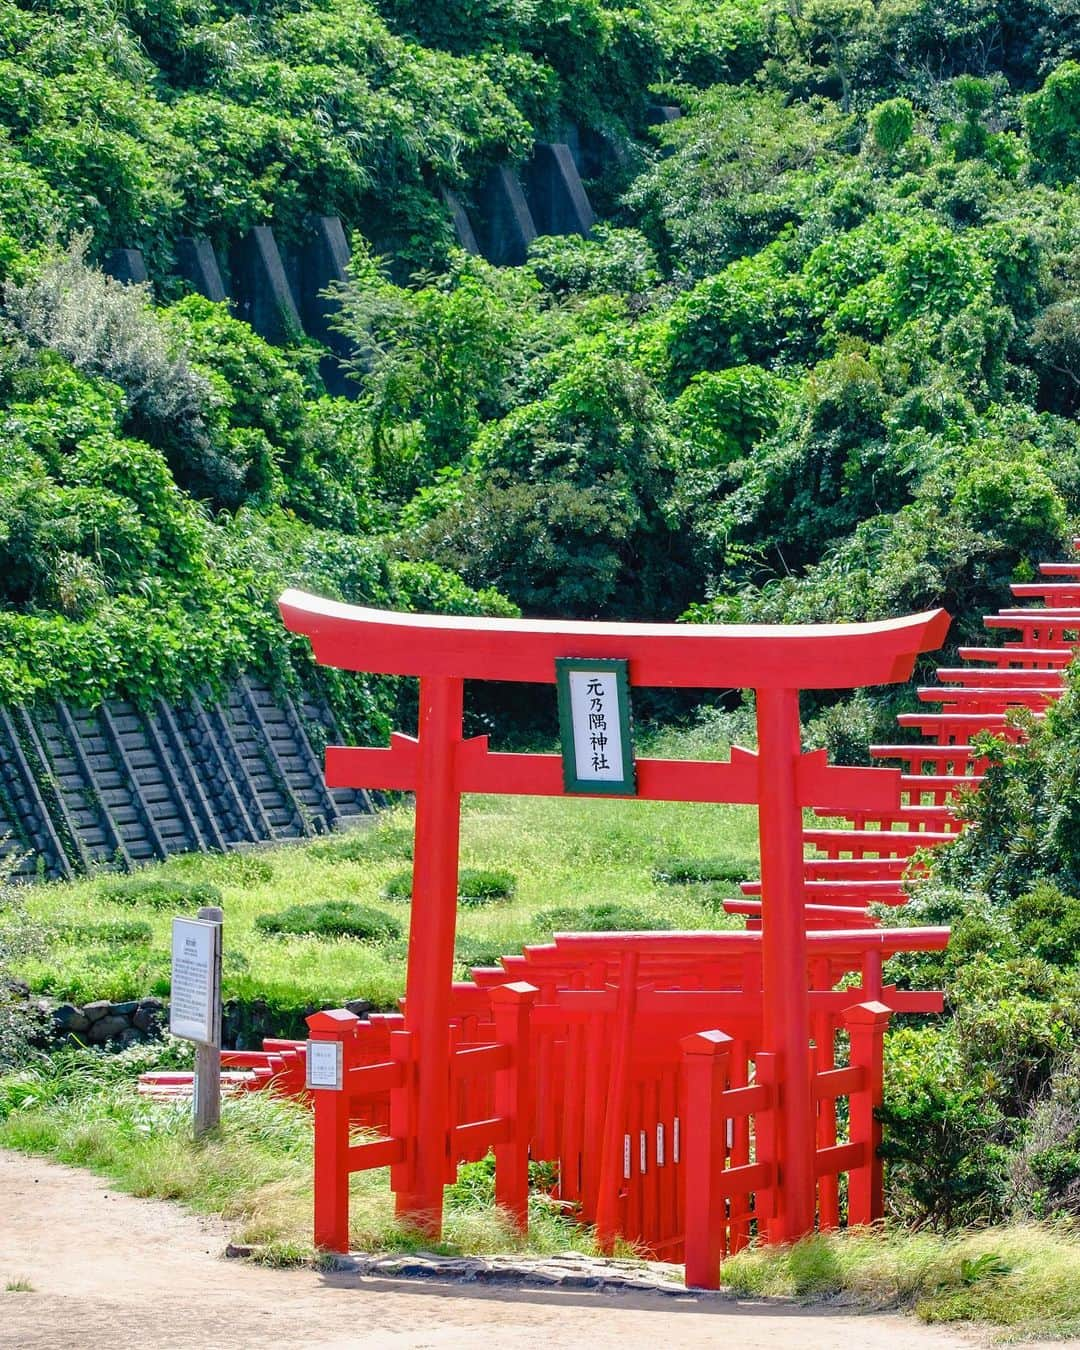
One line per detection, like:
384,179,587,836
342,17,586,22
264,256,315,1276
13,720,759,1022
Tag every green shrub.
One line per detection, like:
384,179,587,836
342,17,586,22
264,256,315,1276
51,920,153,946
651,856,748,885
869,98,915,156
455,933,517,972
1025,60,1080,183
533,902,673,933
96,877,223,912
880,1026,1009,1227
1009,883,1080,968
672,365,787,465
1011,1051,1080,1218
254,901,400,942
457,869,516,906
382,867,516,906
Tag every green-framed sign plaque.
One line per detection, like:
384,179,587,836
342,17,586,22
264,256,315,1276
555,657,636,796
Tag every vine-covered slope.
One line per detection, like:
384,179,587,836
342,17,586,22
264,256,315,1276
4,0,1080,731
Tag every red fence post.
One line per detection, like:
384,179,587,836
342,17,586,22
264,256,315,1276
400,674,464,1236
596,951,639,1254
389,1028,416,1209
755,686,816,1243
680,1029,732,1290
753,1050,779,1243
307,1007,360,1252
491,981,539,1231
844,1000,892,1226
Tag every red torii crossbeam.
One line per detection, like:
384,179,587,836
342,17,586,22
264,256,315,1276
279,590,950,1244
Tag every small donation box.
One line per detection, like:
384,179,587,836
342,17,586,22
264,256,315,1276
170,917,222,1047
556,657,636,796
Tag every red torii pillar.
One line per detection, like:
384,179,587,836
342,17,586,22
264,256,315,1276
280,591,950,1243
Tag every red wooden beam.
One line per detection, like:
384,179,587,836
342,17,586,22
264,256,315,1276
327,737,904,810
280,590,950,690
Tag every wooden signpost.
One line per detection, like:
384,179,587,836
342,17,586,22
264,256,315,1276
170,904,223,1136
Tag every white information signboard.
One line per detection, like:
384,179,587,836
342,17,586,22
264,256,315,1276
306,1039,344,1091
170,917,222,1046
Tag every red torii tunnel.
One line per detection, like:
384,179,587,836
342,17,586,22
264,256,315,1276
279,590,951,1246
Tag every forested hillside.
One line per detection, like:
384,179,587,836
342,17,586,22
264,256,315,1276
3,0,1080,733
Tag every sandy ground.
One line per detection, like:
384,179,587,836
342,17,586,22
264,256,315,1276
0,1150,1068,1350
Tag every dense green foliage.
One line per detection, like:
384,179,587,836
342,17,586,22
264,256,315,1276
0,243,516,726
6,0,1080,716
879,667,1080,1226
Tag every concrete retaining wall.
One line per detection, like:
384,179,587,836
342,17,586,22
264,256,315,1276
0,674,374,882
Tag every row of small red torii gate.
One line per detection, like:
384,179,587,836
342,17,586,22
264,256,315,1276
270,546,1079,1288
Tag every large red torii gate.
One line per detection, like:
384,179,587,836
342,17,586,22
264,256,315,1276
279,590,950,1244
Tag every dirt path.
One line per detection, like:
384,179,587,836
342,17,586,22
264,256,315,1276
0,1150,1056,1350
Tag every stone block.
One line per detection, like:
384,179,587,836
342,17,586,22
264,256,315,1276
559,123,622,179
175,236,227,303
523,143,595,239
230,226,304,345
53,1004,90,1035
132,1003,163,1033
475,165,537,267
440,188,480,255
294,216,352,395
88,1014,129,1043
82,1000,112,1024
104,249,149,286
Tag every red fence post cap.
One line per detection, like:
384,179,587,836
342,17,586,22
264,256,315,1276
489,981,540,1003
843,1000,893,1026
306,1008,362,1034
680,1028,735,1056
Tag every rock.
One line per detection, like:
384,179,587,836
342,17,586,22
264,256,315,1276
132,1005,161,1033
118,1027,142,1048
87,1015,129,1043
111,1001,139,1017
344,999,373,1019
82,1001,112,1024
53,1004,90,1034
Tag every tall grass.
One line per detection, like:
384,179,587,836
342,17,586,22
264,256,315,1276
2,1051,1078,1338
721,1225,1080,1339
0,1049,600,1264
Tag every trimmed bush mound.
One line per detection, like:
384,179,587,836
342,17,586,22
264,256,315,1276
454,933,523,973
311,827,414,865
382,867,516,906
51,920,153,946
534,902,674,933
96,877,223,912
254,900,400,942
651,856,749,885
